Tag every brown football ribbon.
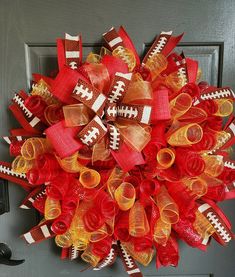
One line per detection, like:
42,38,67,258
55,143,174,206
65,33,82,70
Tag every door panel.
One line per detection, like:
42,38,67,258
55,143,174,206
0,0,235,276
25,43,222,89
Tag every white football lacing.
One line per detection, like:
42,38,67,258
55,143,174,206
225,181,235,192
106,106,117,117
69,61,78,70
117,105,138,119
108,80,125,103
120,243,135,269
70,245,79,260
73,84,93,101
94,247,115,270
208,132,231,154
201,89,232,101
148,36,168,59
13,94,32,118
224,160,235,169
80,127,100,145
0,164,26,179
34,188,46,201
113,46,133,65
109,125,120,150
177,66,187,85
206,212,232,242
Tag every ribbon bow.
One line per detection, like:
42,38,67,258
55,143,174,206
70,72,152,151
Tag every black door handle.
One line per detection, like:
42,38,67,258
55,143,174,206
0,179,9,215
0,243,25,266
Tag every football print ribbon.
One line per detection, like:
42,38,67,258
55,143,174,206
20,185,46,209
198,200,234,245
193,86,235,106
0,161,31,191
118,242,143,277
60,245,80,260
72,72,152,151
93,242,118,271
9,91,47,134
57,33,82,71
142,30,184,65
21,221,55,244
103,27,125,51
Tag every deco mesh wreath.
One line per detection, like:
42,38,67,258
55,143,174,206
0,26,235,275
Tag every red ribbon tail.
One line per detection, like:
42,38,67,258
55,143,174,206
111,143,145,172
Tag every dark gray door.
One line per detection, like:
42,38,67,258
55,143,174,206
0,0,234,276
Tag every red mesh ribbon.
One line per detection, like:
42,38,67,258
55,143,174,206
24,95,48,123
93,242,118,271
50,66,87,104
204,184,226,202
175,148,205,177
45,120,82,158
26,167,60,186
62,183,80,211
111,143,145,172
151,87,171,122
94,190,116,220
180,82,200,100
150,122,167,148
36,153,61,173
114,211,130,242
155,236,179,268
140,179,160,206
191,131,216,151
83,207,105,232
131,235,153,252
9,140,24,156
197,99,218,115
172,217,204,249
51,210,75,235
91,236,113,259
166,181,197,218
46,177,69,200
10,128,37,137
186,59,198,84
101,55,129,78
